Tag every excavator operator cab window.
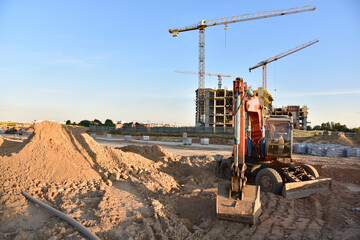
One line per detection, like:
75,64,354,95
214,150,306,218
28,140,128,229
266,118,292,158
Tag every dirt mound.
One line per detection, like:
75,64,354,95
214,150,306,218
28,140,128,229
0,121,103,185
118,145,174,162
0,136,3,146
0,122,178,194
304,132,354,146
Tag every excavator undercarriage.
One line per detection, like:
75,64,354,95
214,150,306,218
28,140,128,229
216,156,331,199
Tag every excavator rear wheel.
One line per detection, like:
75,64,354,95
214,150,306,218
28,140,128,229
256,168,283,195
301,164,319,178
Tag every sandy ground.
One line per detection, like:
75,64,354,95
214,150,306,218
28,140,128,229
0,123,359,240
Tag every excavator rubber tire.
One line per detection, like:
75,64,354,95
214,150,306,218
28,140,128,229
301,164,319,178
255,168,283,195
219,158,232,180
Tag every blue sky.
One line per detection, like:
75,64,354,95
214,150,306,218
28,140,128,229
0,0,359,127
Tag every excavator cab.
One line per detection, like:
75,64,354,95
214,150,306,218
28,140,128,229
265,116,293,158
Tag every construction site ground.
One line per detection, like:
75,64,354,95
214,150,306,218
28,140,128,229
0,122,359,239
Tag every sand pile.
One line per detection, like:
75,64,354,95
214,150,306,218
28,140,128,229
118,145,174,162
0,136,3,146
304,132,354,146
0,121,102,185
0,122,180,196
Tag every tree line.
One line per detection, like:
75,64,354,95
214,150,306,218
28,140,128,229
307,121,360,132
65,119,115,127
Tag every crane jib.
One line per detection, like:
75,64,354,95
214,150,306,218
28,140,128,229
168,5,316,33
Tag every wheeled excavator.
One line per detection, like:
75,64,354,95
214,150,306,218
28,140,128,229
216,78,331,224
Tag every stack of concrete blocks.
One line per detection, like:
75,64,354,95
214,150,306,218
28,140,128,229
107,134,112,139
305,143,314,155
325,145,348,157
124,135,131,141
201,138,209,145
310,144,327,156
346,147,360,158
90,133,96,139
293,142,360,158
143,136,150,141
293,143,307,154
183,138,192,145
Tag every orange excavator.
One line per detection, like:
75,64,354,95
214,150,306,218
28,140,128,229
216,78,331,224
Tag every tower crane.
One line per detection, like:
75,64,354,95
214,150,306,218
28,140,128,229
169,5,316,90
175,70,233,89
249,38,319,89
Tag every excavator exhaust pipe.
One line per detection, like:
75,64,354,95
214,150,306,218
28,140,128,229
282,178,331,199
216,182,261,224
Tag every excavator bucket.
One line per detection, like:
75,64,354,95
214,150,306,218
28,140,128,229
282,178,332,199
216,182,261,224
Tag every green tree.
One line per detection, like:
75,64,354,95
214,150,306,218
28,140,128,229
306,125,312,131
66,120,71,125
93,119,102,126
326,122,331,130
313,125,321,130
78,120,90,127
330,121,335,130
341,124,349,132
352,127,360,133
104,119,115,127
334,122,341,131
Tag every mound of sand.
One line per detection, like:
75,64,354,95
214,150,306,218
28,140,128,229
304,132,354,146
118,145,174,162
0,122,179,193
0,121,102,184
0,136,3,146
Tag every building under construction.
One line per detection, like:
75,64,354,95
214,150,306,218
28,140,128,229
196,87,273,128
273,105,309,130
196,87,308,130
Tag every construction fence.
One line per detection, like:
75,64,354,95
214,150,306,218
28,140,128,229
89,126,234,136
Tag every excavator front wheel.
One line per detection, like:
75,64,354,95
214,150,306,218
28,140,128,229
255,168,283,194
